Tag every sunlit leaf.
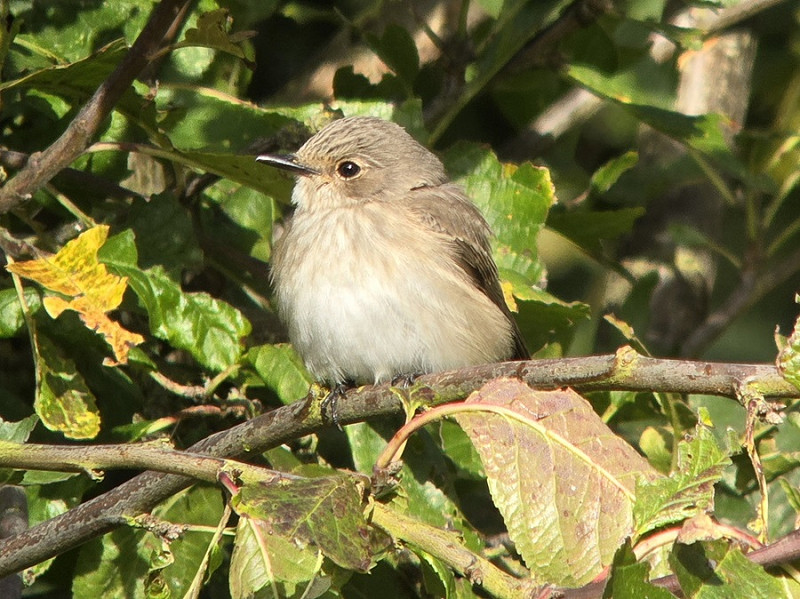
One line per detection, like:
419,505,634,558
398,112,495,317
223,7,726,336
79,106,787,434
100,231,251,372
604,543,675,599
177,9,254,61
0,287,41,337
777,295,800,391
232,474,376,572
247,344,312,404
455,378,659,587
670,540,783,598
35,336,100,440
590,151,639,194
230,516,325,599
634,426,731,537
566,63,751,181
7,226,144,365
443,142,555,286
2,39,155,124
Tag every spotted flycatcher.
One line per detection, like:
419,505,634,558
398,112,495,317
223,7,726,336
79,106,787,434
257,117,528,420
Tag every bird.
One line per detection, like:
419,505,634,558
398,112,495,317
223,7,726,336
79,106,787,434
257,116,528,424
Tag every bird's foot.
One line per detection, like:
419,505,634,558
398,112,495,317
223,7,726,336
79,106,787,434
390,372,423,388
321,383,349,430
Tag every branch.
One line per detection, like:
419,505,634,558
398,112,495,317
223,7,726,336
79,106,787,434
425,0,612,141
680,245,800,357
0,441,283,485
0,486,26,599
0,0,191,213
0,147,143,203
371,503,539,599
506,0,785,158
0,351,795,577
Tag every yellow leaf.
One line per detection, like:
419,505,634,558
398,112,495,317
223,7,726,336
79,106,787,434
36,336,101,440
7,225,143,365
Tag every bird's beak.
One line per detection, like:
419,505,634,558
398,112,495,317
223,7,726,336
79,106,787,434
256,153,319,176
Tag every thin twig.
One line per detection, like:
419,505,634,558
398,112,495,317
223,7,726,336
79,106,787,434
507,0,786,158
680,245,800,357
0,0,191,213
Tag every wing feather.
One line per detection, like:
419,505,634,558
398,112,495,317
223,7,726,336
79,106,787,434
404,183,529,360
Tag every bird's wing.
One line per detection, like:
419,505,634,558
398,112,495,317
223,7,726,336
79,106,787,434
404,183,529,360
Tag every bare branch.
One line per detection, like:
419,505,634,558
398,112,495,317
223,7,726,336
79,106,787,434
0,0,191,213
680,245,800,357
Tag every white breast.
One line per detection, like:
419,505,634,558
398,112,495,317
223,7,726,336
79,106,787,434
272,202,513,384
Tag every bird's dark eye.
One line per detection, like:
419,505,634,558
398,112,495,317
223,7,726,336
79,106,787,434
336,160,361,179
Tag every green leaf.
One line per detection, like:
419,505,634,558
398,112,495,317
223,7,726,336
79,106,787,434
777,295,800,391
780,478,800,514
11,1,148,63
115,144,296,202
476,0,504,19
366,25,420,86
73,485,225,598
0,415,40,483
347,420,482,554
590,151,639,194
547,207,645,258
156,86,297,153
603,542,676,599
36,335,100,440
130,266,251,372
455,379,659,587
438,420,485,479
153,485,226,598
25,475,94,582
232,474,376,572
2,39,155,125
230,516,326,599
566,63,751,181
670,540,783,598
514,288,591,353
203,179,275,262
120,193,203,278
73,527,152,598
420,551,457,599
634,426,731,537
177,9,252,61
0,287,41,337
247,344,313,404
101,231,251,372
0,415,38,443
443,142,554,285
97,229,140,267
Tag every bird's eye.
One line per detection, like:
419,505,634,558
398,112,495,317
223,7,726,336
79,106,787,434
336,160,361,179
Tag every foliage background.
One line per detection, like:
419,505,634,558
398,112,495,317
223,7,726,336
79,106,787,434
1,0,800,597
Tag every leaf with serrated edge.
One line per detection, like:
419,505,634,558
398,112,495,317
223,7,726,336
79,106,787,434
232,475,373,573
454,378,658,587
778,295,800,390
230,516,323,599
670,539,783,598
35,336,100,440
634,426,731,537
7,225,143,365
